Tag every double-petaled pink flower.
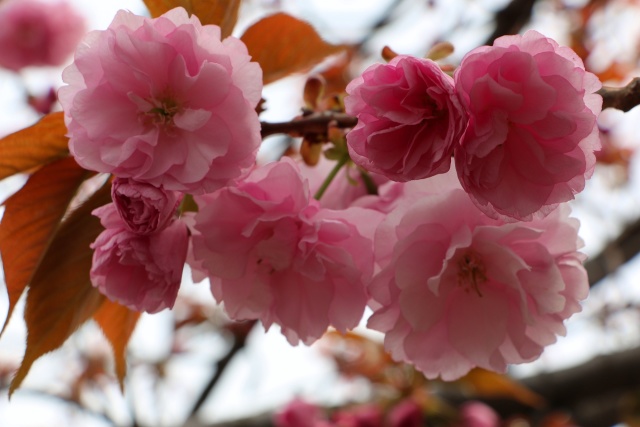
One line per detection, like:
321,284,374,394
368,179,588,380
59,8,262,194
0,0,85,72
189,158,382,345
454,30,602,221
90,202,188,314
345,55,466,182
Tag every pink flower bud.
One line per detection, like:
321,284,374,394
345,55,466,182
112,178,181,235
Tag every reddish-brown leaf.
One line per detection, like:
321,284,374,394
143,0,181,17
241,13,348,85
93,300,141,390
0,112,70,180
143,0,242,37
0,157,93,335
9,181,112,396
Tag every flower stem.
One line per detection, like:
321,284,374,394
314,154,349,201
359,169,378,195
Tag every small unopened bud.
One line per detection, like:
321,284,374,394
381,45,399,62
426,41,454,61
300,138,323,166
303,75,325,110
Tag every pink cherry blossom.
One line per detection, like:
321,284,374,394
454,30,602,221
90,203,188,314
368,185,588,380
112,177,181,234
190,158,382,345
0,0,85,72
345,55,466,182
59,8,262,194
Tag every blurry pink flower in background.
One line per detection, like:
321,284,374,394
112,177,181,235
387,399,424,427
0,0,85,72
59,7,262,194
368,184,588,380
90,203,188,314
454,30,601,221
458,402,499,427
274,398,329,427
190,158,382,345
345,55,466,182
332,404,383,427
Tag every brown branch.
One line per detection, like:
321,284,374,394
599,78,640,112
521,345,640,427
260,113,357,139
184,346,640,427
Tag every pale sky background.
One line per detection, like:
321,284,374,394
1,0,640,426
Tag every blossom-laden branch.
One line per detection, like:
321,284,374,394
260,113,358,139
598,77,640,112
262,76,640,140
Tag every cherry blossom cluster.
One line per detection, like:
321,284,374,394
60,7,262,313
60,7,601,380
345,31,601,221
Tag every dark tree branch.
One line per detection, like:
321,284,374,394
585,215,640,286
599,78,640,112
485,0,539,45
188,321,256,418
521,346,640,427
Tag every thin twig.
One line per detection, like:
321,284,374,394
260,113,357,139
0,387,115,425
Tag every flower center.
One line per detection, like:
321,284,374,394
145,98,181,127
457,250,487,297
